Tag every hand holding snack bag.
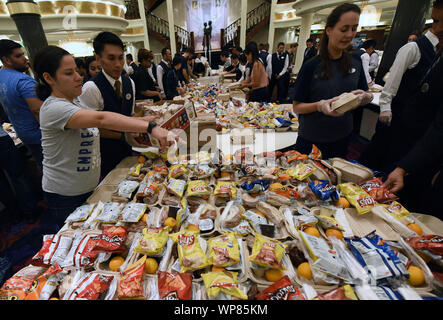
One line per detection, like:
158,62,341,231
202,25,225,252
359,178,399,203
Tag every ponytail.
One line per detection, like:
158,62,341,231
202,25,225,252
33,45,71,101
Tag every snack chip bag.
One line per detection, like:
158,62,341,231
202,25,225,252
121,203,148,223
241,180,271,194
191,151,211,164
169,164,188,180
256,275,305,300
31,234,73,267
202,271,248,300
226,220,255,237
167,179,187,198
158,271,193,300
379,201,412,222
269,183,299,198
117,180,139,199
134,227,170,256
65,272,114,300
187,180,210,198
285,151,309,163
191,164,217,179
169,230,211,272
249,233,286,269
129,163,143,177
136,181,160,199
317,215,344,232
214,181,237,199
24,264,65,300
62,233,99,269
207,233,241,267
287,163,316,181
95,202,124,223
118,255,147,300
338,183,376,215
313,285,358,300
242,210,268,233
309,180,339,202
359,178,399,204
0,275,36,300
309,145,322,160
65,203,96,223
408,235,443,256
154,165,169,176
92,225,128,253
293,215,318,230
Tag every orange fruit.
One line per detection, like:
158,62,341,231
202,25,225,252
255,211,266,218
278,174,291,181
325,228,343,240
336,197,350,209
297,262,313,280
145,258,159,274
304,227,320,238
187,224,200,231
137,156,146,164
49,297,59,300
164,217,177,228
407,223,423,235
265,269,284,282
142,213,148,223
221,172,231,178
408,266,425,286
109,256,125,272
212,266,226,272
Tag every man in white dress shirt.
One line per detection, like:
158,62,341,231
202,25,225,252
156,47,172,96
267,42,290,103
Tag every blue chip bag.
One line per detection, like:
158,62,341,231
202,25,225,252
345,231,409,283
308,180,339,202
240,180,271,194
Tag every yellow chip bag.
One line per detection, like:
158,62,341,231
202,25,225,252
248,233,286,270
168,164,188,180
379,201,413,223
176,198,189,229
207,233,240,267
134,227,170,256
129,163,143,177
169,230,211,273
202,271,248,300
214,181,237,199
287,163,316,181
338,183,376,215
317,215,344,231
187,180,210,197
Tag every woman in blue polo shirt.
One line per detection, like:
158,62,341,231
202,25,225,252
292,3,373,159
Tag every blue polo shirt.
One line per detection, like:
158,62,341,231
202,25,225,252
0,68,41,145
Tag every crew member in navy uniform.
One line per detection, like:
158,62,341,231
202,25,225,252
259,43,271,72
359,0,442,174
133,49,163,102
156,48,172,97
79,32,137,178
267,42,290,103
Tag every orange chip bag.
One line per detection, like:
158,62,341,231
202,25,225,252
256,275,305,300
158,271,193,300
91,225,128,254
309,145,322,160
65,272,114,300
24,264,64,300
0,276,35,300
118,255,147,300
338,183,376,215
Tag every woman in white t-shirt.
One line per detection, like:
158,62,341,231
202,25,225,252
34,46,177,229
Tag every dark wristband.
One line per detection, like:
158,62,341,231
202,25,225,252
147,121,158,135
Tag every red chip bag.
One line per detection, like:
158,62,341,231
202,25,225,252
0,276,35,300
359,178,399,203
24,264,64,300
408,235,443,256
65,273,114,300
255,276,305,300
158,271,193,300
118,255,147,300
92,226,128,253
313,285,358,300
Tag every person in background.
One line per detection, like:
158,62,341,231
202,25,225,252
75,58,87,78
368,40,379,80
225,53,239,73
359,0,443,173
179,47,194,84
220,51,231,71
156,47,172,96
288,43,298,67
165,56,186,100
291,3,373,159
34,45,176,229
259,43,272,73
0,39,44,170
232,46,243,57
237,53,248,82
267,42,290,103
187,56,198,81
79,32,137,178
126,53,139,75
133,49,163,102
193,52,206,76
353,39,375,86
302,38,318,66
240,41,270,103
408,30,422,43
83,56,102,84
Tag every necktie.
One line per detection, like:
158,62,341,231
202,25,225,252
114,80,122,98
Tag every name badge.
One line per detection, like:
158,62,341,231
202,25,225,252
126,93,132,100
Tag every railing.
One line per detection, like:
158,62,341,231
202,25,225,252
146,13,192,49
222,1,271,48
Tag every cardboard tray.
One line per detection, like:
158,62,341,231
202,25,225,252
331,92,360,114
330,158,374,183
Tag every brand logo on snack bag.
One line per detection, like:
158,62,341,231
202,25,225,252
386,204,402,213
178,234,195,246
191,185,207,193
357,196,375,207
270,285,296,300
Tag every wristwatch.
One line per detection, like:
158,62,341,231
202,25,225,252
147,121,158,134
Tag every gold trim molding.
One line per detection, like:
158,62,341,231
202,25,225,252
7,2,41,15
123,26,144,35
